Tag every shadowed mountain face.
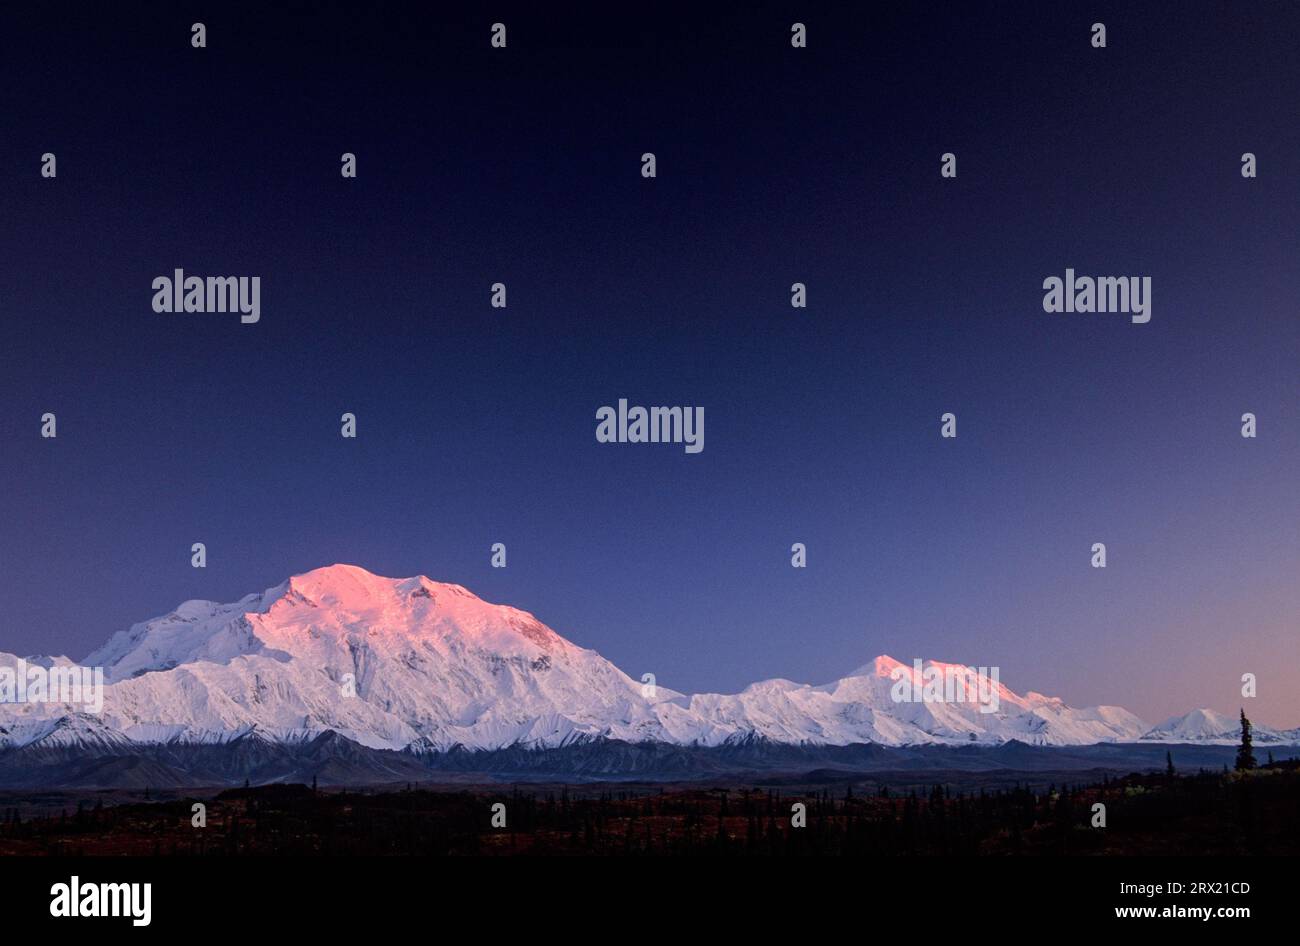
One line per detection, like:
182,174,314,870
2,727,1293,790
1,566,1296,779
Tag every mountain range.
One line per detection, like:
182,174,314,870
3,564,1294,765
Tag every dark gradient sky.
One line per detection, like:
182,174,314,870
2,2,1297,725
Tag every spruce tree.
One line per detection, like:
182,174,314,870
1235,708,1257,771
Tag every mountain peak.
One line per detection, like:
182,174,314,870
1145,708,1238,738
849,655,906,678
848,654,1001,682
296,562,379,581
286,563,382,601
16,568,1290,755
290,562,406,594
281,564,484,611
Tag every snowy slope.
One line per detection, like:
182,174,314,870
75,565,686,750
1,564,1293,752
674,655,1151,747
1139,708,1289,745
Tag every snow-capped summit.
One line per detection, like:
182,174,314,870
84,564,572,685
1,565,1294,753
1140,708,1287,745
69,563,674,750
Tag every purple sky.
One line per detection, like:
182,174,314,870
1,2,1297,727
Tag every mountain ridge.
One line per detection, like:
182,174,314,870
1,564,1295,755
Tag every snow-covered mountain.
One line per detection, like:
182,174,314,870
0,564,1292,753
1139,708,1294,746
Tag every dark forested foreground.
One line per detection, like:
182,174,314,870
2,759,1297,857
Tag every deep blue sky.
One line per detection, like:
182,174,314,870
2,2,1297,725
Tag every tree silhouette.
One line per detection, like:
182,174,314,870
1235,708,1257,771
